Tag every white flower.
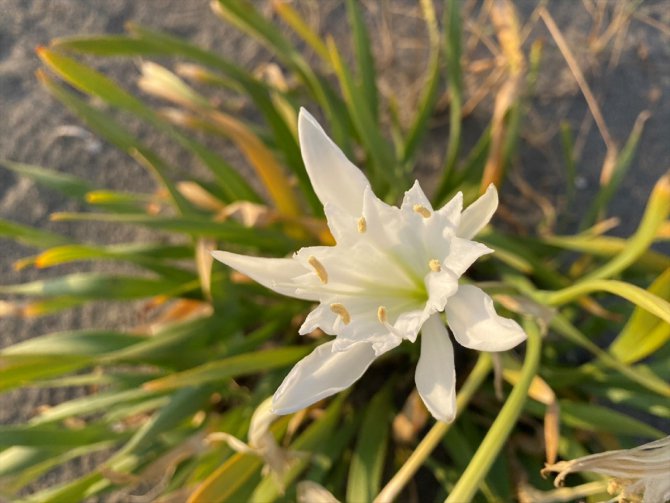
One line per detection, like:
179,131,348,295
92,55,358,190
213,109,526,422
542,436,670,503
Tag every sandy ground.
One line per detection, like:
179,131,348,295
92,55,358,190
1,0,669,496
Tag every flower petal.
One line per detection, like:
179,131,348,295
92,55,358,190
425,269,459,313
272,340,377,414
445,285,527,351
400,180,433,214
442,236,493,277
456,184,498,239
211,250,318,301
415,314,457,422
299,108,370,216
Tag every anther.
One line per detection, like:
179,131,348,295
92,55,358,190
429,259,442,272
330,303,351,324
412,204,431,218
377,306,388,324
357,216,367,233
307,255,328,284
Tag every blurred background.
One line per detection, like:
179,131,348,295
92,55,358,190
1,0,669,495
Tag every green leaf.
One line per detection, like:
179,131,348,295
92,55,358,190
0,355,91,392
583,172,670,281
401,0,441,165
51,212,297,252
610,267,670,363
143,345,312,391
0,272,185,300
0,159,91,199
0,219,69,248
347,385,392,503
37,70,191,212
2,330,141,357
550,314,670,397
435,0,464,203
29,389,155,426
0,424,121,448
327,40,397,193
346,0,378,119
190,452,263,503
250,394,346,502
539,279,670,327
582,111,650,228
558,401,665,438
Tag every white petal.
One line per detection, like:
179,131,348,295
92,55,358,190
425,269,459,313
211,250,318,301
435,191,463,228
323,203,358,245
299,108,370,216
445,285,527,352
272,340,377,414
456,184,498,239
400,180,433,213
415,314,457,422
442,236,493,277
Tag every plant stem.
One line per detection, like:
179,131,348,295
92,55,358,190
445,321,542,503
374,353,492,503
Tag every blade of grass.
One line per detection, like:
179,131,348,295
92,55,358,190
401,0,441,167
0,273,185,300
143,345,312,391
435,0,463,203
0,219,70,248
50,212,298,252
347,384,392,503
0,159,91,199
582,111,650,228
346,0,378,119
610,267,670,363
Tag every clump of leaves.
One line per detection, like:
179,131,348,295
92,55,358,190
1,1,668,502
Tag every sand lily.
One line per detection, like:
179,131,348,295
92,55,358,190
542,436,670,503
213,109,526,422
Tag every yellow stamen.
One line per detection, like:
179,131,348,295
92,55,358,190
330,303,351,324
377,306,388,324
307,255,328,284
429,259,442,272
357,216,367,233
412,204,431,218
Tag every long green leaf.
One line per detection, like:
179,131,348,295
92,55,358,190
0,219,69,248
610,267,670,363
0,424,121,448
143,345,312,391
347,385,392,503
0,159,91,199
346,0,378,119
51,212,297,251
0,273,185,300
0,355,91,392
2,330,141,357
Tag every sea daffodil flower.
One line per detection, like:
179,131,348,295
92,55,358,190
542,436,670,503
213,109,526,422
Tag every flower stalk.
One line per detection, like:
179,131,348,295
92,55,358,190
445,320,542,503
375,353,492,503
